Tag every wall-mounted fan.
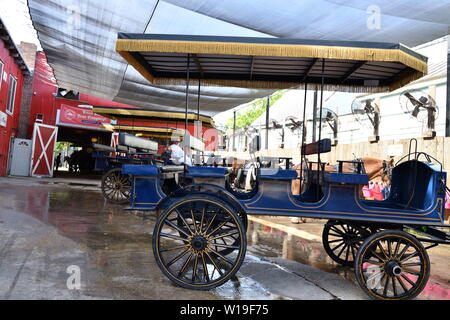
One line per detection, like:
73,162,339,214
351,97,380,141
399,89,438,138
285,116,303,132
317,108,338,144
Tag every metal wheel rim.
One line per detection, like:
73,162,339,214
101,169,131,204
323,221,369,266
154,198,246,289
356,233,429,300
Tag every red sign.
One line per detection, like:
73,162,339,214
57,104,112,130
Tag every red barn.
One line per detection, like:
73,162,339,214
0,19,30,176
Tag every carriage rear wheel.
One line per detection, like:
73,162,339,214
101,168,132,204
355,230,430,300
322,220,371,266
153,195,247,290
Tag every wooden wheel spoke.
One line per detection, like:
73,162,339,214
204,251,224,277
192,253,199,282
207,218,233,237
400,251,419,263
175,209,194,235
396,274,409,292
160,233,188,242
377,242,389,260
167,248,190,267
164,219,191,237
201,252,210,282
209,248,235,266
209,230,240,241
178,252,194,277
190,209,198,233
336,243,348,258
392,276,398,297
396,244,410,260
203,213,217,235
199,206,206,234
331,241,345,252
382,274,389,296
402,267,421,276
207,242,239,250
401,274,415,286
160,244,189,252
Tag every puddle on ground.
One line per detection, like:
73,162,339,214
246,220,450,300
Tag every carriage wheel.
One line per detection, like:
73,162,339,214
153,195,247,290
355,230,430,300
101,168,132,204
322,220,371,266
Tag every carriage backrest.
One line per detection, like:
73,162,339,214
181,133,205,152
118,132,158,152
301,138,331,155
389,160,443,210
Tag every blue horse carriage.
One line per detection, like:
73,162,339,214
91,132,159,203
115,34,450,299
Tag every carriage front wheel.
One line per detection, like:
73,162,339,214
354,230,430,300
101,168,132,204
153,195,247,290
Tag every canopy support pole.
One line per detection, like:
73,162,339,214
299,82,308,195
312,89,318,142
446,33,450,137
318,58,325,166
184,53,190,167
265,96,270,150
232,110,236,151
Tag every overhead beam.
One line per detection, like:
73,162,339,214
249,56,255,79
301,58,318,82
340,61,366,84
192,54,204,77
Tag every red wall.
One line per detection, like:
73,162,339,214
0,39,25,176
29,52,221,152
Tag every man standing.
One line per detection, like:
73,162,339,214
54,153,61,173
168,136,192,166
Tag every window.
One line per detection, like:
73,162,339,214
6,75,17,115
0,60,3,90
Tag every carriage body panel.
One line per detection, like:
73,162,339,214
125,160,446,226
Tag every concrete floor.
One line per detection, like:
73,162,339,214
0,176,448,300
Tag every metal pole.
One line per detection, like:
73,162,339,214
312,89,318,142
446,32,450,136
197,78,201,121
318,58,325,166
299,82,308,194
232,110,236,151
184,53,190,166
265,96,270,149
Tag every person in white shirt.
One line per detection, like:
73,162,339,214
169,137,192,166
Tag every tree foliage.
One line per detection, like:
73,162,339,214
225,90,285,130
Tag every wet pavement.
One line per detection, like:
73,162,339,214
0,176,448,300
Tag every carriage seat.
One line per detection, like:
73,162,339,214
186,166,231,188
324,172,368,185
387,160,442,210
122,164,159,176
259,168,298,180
186,166,230,178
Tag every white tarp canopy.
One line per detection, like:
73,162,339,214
28,0,450,116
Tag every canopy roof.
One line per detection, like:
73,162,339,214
92,106,214,126
117,34,428,94
28,0,448,116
